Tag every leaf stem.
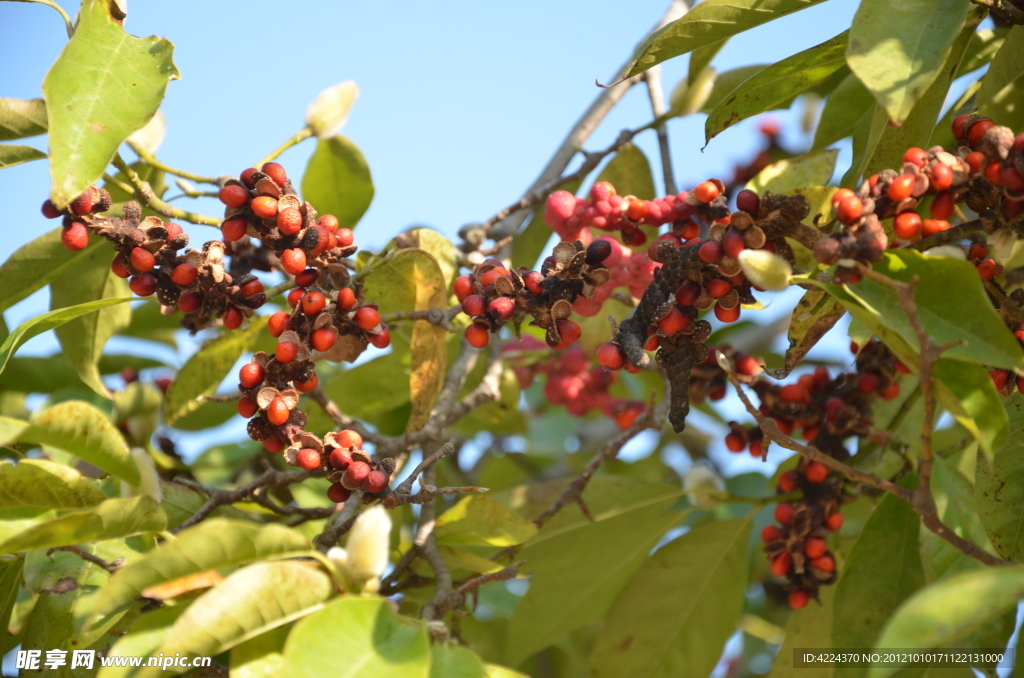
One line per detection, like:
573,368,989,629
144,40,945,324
111,153,222,227
257,127,315,168
23,0,73,38
127,142,223,185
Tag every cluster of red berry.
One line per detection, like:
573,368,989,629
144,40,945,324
572,236,661,316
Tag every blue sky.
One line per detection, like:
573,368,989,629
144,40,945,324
0,0,868,465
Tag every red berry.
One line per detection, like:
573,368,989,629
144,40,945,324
250,196,278,219
337,287,357,311
261,162,287,186
930,191,955,220
277,207,303,236
694,181,720,203
714,303,740,323
111,254,130,279
294,374,319,393
345,461,371,485
723,228,745,259
893,212,922,240
903,147,927,166
888,174,916,202
287,288,304,309
240,279,264,297
129,273,158,296
825,397,845,423
775,503,795,526
276,341,298,363
335,228,355,247
354,306,381,329
966,151,986,174
337,430,363,449
779,383,810,404
952,114,970,139
675,283,700,306
221,217,248,242
749,439,763,458
922,219,950,238
319,214,339,231
857,372,880,393
969,119,995,146
370,328,391,349
466,323,490,348
736,189,760,215
281,249,306,275
237,397,258,418
725,433,745,453
330,448,352,470
626,199,647,221
295,269,319,288
41,199,61,219
296,448,321,470
239,363,265,389
771,552,792,576
240,168,258,188
778,470,798,493
523,271,544,295
363,470,390,493
69,191,95,216
825,512,844,531
805,461,828,483
930,162,953,191
986,161,1003,185
706,279,733,298
810,555,835,573
164,223,183,240
894,358,911,375
263,437,285,453
990,369,1010,390
61,223,89,251
170,263,198,286
302,291,327,316
556,319,582,344
489,297,515,321
657,307,690,334
804,537,827,559
644,334,660,351
178,291,202,313
267,397,290,426
597,342,626,370
880,382,900,400
227,311,254,340
130,247,155,272
761,525,785,543
978,259,998,280
698,240,723,263
219,185,249,208
788,589,810,610
453,276,474,300
835,195,863,225
311,328,338,352
327,483,351,503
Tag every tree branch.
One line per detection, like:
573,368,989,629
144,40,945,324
972,0,1024,24
643,66,678,195
111,154,221,227
171,468,316,532
380,306,462,332
48,545,123,573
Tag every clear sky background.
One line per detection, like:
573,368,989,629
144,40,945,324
0,0,889,470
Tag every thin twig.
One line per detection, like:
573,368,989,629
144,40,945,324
257,127,315,168
171,469,315,532
380,306,462,332
388,439,460,499
972,0,1024,24
111,154,221,227
312,488,367,552
307,387,389,448
643,66,678,195
419,465,457,621
128,141,223,185
48,545,122,573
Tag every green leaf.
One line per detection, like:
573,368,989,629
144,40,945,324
769,585,836,678
864,19,977,179
840,102,888,188
0,144,45,170
812,72,874,150
280,597,430,678
42,0,178,208
625,0,827,77
434,496,538,547
589,519,751,678
705,31,848,144
97,604,190,678
0,459,106,509
0,417,27,447
919,455,992,581
322,355,412,421
431,645,488,678
698,65,767,115
689,40,727,83
362,249,447,433
51,244,132,397
164,315,268,425
0,226,105,313
170,398,236,432
745,148,838,196
0,98,46,141
134,561,333,677
846,0,970,124
158,480,249,530
20,399,138,483
230,625,291,678
960,29,1008,75
770,288,846,379
595,144,655,199
0,556,23,650
866,567,1024,678
88,519,313,627
0,496,165,555
0,353,162,395
843,250,1024,372
832,490,925,678
976,393,1024,562
976,26,1024,109
301,135,374,231
504,481,682,666
118,299,179,347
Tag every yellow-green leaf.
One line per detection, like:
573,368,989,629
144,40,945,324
434,496,538,547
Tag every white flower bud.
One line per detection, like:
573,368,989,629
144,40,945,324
738,249,793,291
988,228,1016,262
127,110,166,154
326,546,348,571
130,448,162,503
923,245,966,260
305,81,359,138
342,505,391,592
669,66,716,118
685,465,725,510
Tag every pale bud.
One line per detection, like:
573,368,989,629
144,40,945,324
685,465,725,510
326,546,348,571
175,177,196,194
127,110,166,154
923,245,966,260
669,66,716,118
127,448,162,503
342,505,391,592
988,228,1016,262
305,81,359,138
738,249,792,291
